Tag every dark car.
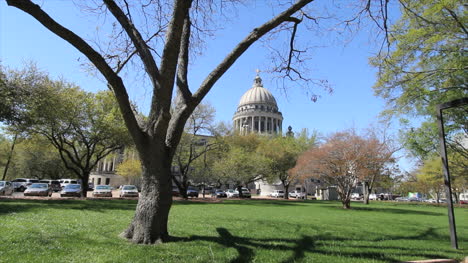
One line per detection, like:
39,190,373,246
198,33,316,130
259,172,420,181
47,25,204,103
11,178,40,192
172,187,180,197
187,187,199,198
39,179,62,192
60,184,82,197
212,189,227,198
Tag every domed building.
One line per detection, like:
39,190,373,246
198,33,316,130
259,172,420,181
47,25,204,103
233,73,283,134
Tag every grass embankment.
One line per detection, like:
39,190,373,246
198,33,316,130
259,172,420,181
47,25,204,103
0,198,466,263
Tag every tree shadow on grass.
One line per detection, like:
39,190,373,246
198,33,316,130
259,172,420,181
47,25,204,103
174,198,309,207
0,198,137,215
178,227,455,263
320,205,445,216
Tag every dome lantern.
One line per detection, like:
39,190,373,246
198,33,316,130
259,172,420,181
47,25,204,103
233,72,283,135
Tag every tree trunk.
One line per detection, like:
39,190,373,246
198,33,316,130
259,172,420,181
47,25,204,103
283,183,290,200
2,133,17,181
362,182,370,205
236,185,244,198
81,174,90,198
342,198,351,209
120,156,173,244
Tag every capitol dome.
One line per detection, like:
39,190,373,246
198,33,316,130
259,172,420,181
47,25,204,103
238,75,278,108
233,73,283,135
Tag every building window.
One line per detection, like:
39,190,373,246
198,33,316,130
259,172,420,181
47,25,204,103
97,178,101,185
105,178,110,185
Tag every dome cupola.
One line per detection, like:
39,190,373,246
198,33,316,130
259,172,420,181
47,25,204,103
232,72,283,135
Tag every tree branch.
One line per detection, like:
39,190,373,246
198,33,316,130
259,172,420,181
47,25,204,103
193,0,314,104
6,0,146,149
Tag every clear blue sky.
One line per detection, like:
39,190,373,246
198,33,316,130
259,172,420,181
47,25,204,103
0,1,414,171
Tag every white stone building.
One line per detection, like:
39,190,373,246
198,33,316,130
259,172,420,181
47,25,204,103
233,73,283,135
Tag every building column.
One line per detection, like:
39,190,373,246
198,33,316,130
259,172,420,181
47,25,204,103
251,116,255,133
257,117,260,133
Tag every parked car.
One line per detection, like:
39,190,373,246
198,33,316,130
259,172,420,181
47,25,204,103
289,190,306,199
120,185,139,198
24,183,52,197
39,179,62,192
270,190,285,198
235,188,251,198
212,189,227,198
92,185,113,197
60,184,82,197
187,187,199,198
351,193,362,200
460,199,468,205
226,189,239,198
0,181,14,196
369,193,378,200
395,197,408,202
60,179,81,188
88,182,95,191
11,178,40,192
172,187,180,196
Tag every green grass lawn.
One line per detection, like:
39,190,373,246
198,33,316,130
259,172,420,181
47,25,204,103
0,198,466,263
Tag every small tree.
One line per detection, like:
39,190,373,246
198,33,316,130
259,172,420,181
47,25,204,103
258,136,307,199
360,128,398,204
296,131,369,209
213,134,271,197
116,158,142,186
172,103,220,199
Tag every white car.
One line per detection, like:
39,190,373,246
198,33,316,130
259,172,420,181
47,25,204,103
226,189,239,198
289,190,305,199
270,190,285,198
92,185,113,197
351,193,362,200
234,188,251,198
120,185,139,198
369,193,378,200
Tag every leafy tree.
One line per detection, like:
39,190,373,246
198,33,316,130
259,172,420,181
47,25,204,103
295,131,378,209
359,128,399,204
258,136,309,199
371,0,467,160
8,135,75,180
213,134,271,197
6,0,391,244
116,158,142,185
415,157,444,202
1,67,130,196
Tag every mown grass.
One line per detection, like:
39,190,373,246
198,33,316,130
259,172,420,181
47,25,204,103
0,198,466,263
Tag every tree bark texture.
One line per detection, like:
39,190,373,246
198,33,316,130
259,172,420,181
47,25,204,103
121,155,173,244
283,183,290,200
1,133,17,180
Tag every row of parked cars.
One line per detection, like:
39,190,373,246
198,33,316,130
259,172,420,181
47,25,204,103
269,190,306,199
172,187,253,198
0,180,140,198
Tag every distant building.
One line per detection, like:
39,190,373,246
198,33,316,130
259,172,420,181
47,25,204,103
233,73,283,135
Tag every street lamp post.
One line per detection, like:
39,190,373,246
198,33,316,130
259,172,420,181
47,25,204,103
436,97,467,249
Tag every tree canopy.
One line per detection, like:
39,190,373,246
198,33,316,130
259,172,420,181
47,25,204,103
371,0,467,160
0,66,131,196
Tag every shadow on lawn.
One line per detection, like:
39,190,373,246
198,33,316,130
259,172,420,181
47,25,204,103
178,227,454,263
175,198,310,207
317,204,445,216
0,198,137,215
